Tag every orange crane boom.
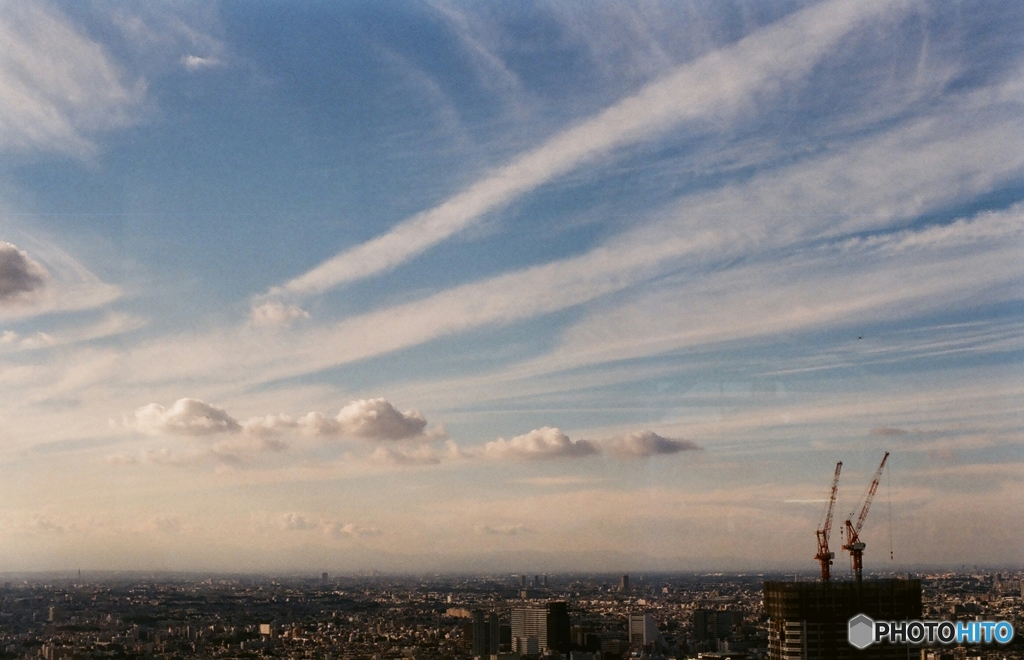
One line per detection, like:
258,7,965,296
815,461,842,581
843,451,890,582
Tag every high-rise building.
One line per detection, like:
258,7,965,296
619,575,630,592
472,611,501,657
511,602,571,654
511,607,546,654
764,579,921,659
628,613,664,648
693,609,735,642
472,611,487,657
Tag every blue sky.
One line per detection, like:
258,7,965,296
0,0,1022,573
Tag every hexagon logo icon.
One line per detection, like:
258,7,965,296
848,614,875,649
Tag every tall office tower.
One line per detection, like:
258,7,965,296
692,609,735,642
471,611,502,656
545,602,571,653
511,602,571,654
489,613,500,655
619,574,629,592
628,613,664,648
472,611,488,657
764,579,921,659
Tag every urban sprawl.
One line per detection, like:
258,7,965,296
0,572,1021,660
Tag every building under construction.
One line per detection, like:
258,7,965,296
765,453,922,659
764,579,921,659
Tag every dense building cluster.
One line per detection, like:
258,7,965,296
0,571,1018,660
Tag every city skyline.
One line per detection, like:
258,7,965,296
0,0,1022,572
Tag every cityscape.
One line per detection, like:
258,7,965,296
0,570,1021,660
1,1,1023,660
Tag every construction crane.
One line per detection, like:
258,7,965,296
814,461,842,581
843,452,890,582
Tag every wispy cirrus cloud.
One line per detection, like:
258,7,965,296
109,68,1024,398
263,0,910,301
0,2,144,156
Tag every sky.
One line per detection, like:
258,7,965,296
0,0,1022,574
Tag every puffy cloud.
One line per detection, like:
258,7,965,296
128,397,437,444
239,398,437,441
604,430,701,457
870,426,909,436
250,302,310,326
332,398,430,441
483,427,598,461
0,242,47,302
131,398,241,436
294,411,341,436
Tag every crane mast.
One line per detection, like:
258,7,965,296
843,452,890,582
814,461,842,581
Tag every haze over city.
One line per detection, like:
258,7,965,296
0,0,1021,574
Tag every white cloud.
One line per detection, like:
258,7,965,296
131,398,241,436
241,413,299,437
604,430,701,457
264,0,908,300
181,54,221,71
0,2,144,156
0,313,145,354
251,302,310,326
0,330,55,350
239,398,439,441
483,427,598,461
333,398,429,440
0,242,47,302
125,397,438,449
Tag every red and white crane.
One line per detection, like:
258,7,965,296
814,461,842,581
842,452,890,582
